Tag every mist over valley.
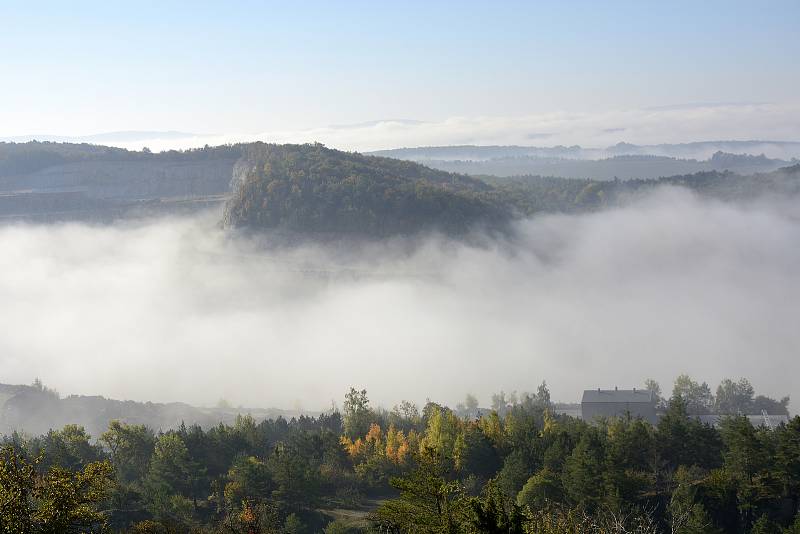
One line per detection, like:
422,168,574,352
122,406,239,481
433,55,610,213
1,167,797,413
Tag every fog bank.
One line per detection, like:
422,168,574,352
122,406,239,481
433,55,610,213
1,188,798,411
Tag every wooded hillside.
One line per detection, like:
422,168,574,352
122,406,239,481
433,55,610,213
223,143,506,237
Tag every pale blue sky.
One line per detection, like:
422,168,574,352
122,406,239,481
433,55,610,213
1,0,798,139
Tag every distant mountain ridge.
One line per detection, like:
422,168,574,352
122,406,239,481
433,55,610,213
402,152,793,181
369,140,800,161
369,141,800,179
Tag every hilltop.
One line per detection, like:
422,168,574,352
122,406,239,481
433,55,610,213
222,142,506,237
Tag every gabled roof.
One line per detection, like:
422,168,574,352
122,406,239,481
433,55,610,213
582,389,654,404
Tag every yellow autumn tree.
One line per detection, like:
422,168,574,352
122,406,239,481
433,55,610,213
340,435,368,462
365,423,383,453
420,407,462,460
385,425,411,464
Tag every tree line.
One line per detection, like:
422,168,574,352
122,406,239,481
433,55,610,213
0,376,798,533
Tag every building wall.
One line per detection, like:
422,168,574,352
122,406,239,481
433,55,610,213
581,401,657,424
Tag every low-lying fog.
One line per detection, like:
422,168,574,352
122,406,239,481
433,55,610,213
1,187,798,411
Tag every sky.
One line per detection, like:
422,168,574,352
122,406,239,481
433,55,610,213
1,0,799,146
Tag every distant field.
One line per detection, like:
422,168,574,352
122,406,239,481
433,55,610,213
319,498,386,528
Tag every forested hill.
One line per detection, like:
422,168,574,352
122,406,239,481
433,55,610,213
222,144,800,236
0,141,242,220
483,164,800,216
223,143,506,236
0,140,240,177
3,140,799,229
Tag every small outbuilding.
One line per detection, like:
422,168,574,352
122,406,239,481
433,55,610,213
581,387,657,424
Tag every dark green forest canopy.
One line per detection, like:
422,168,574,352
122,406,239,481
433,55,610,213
222,143,506,237
1,377,798,534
